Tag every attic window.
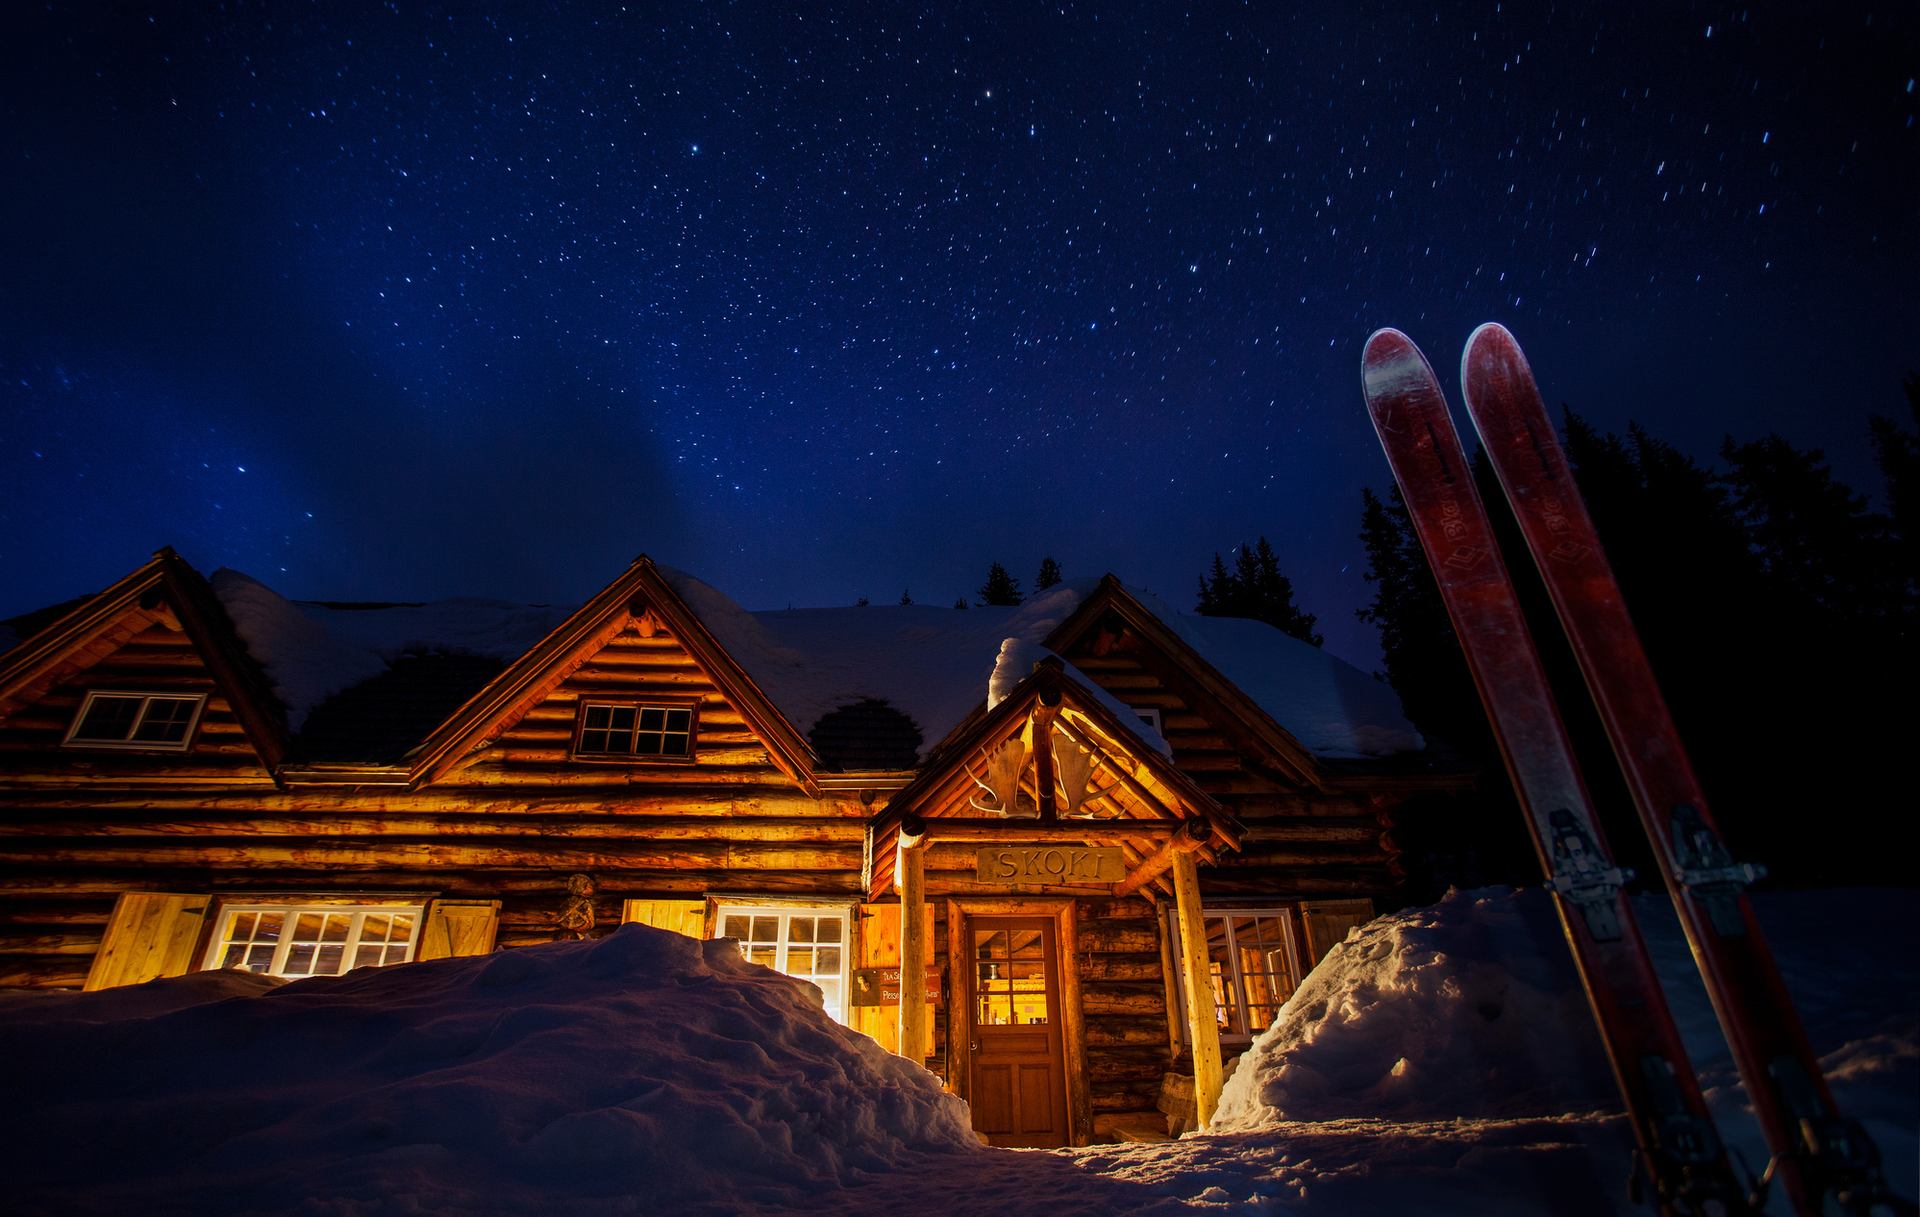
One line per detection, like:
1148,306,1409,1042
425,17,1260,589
63,692,206,751
1133,707,1163,734
574,701,695,760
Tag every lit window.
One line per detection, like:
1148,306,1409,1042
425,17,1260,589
715,906,850,1023
205,903,423,978
1168,908,1304,1044
575,701,695,759
64,692,206,751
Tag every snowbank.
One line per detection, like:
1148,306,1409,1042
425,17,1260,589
0,925,976,1216
1213,887,1616,1127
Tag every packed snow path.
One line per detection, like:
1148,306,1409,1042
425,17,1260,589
0,889,1910,1216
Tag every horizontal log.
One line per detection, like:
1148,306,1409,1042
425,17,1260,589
449,764,792,788
0,932,103,956
1198,869,1395,897
1076,953,1164,983
0,840,866,872
1076,923,1160,954
1083,1019,1173,1048
0,904,115,928
1088,1046,1171,1083
0,868,866,898
0,770,278,787
0,956,89,988
479,744,772,768
1076,897,1157,922
1090,1086,1162,1113
1077,986,1166,1018
0,814,869,843
0,789,862,817
555,669,718,689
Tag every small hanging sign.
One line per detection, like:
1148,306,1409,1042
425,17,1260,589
850,965,942,1007
974,844,1126,885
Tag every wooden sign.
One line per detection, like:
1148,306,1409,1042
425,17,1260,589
850,966,942,1008
974,844,1126,885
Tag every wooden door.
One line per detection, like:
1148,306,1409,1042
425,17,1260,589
965,916,1068,1147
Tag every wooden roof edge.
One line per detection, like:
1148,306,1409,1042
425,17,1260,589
155,550,293,775
405,555,825,797
0,550,176,705
406,555,664,786
872,682,1039,824
0,549,292,778
1041,575,1330,792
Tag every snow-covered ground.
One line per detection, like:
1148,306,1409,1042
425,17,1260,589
1,888,1911,1215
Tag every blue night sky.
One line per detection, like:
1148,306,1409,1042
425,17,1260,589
1,3,1913,667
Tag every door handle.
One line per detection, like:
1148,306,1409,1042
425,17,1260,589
970,1039,981,1053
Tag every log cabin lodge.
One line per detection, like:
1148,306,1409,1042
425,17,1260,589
0,549,1470,1146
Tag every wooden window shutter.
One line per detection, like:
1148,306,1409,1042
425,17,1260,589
850,901,935,1054
1298,898,1374,966
415,899,502,961
84,892,211,991
621,899,706,938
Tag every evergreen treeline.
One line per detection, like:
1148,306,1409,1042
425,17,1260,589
1193,538,1323,646
1359,394,1919,888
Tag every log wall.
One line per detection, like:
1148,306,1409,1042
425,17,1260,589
1061,643,1402,899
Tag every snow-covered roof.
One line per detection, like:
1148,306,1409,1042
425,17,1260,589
203,565,1423,766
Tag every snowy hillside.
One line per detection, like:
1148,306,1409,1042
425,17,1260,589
0,889,1910,1216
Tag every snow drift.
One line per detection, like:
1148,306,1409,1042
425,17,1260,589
0,925,976,1216
1213,886,1617,1128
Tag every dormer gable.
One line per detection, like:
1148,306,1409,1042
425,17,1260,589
407,556,820,794
866,657,1242,901
1042,575,1330,793
0,549,289,784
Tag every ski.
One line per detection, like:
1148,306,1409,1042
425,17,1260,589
1460,322,1913,1217
1360,328,1751,1217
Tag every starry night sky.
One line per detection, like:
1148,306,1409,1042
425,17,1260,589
2,3,1913,667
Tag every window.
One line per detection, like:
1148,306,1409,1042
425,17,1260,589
64,691,206,751
714,906,850,1024
574,701,695,759
1168,908,1304,1044
1132,706,1163,734
205,903,423,979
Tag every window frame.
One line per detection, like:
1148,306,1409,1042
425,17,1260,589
570,697,700,763
711,902,853,1025
1131,706,1164,735
1166,905,1306,1047
62,690,208,752
201,899,427,979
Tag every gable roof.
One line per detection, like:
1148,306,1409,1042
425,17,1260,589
6,557,1436,786
0,549,290,772
404,556,821,793
1041,576,1428,786
863,657,1243,900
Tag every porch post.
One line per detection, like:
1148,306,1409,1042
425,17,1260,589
1171,849,1224,1129
896,839,930,1065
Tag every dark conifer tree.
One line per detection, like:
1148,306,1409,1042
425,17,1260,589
1722,433,1904,627
1355,488,1480,742
977,562,1023,606
953,596,968,610
1869,375,1920,599
1035,556,1063,591
1197,539,1320,645
899,588,913,606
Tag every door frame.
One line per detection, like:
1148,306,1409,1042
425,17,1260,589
945,898,1091,1146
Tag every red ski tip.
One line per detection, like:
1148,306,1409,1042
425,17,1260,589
1462,322,1537,396
1361,328,1443,409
